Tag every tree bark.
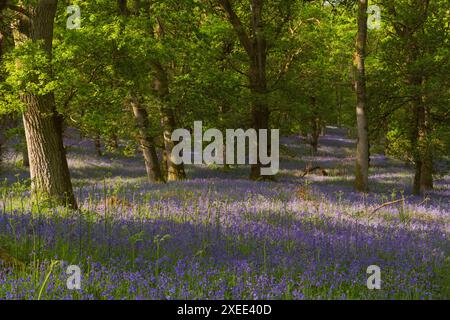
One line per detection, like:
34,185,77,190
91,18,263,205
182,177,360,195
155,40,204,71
354,0,369,192
130,97,164,183
248,0,271,180
411,112,434,194
12,0,77,208
21,131,29,167
153,66,186,181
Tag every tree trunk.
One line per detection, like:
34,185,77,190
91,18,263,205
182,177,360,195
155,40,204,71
310,97,320,155
94,134,103,157
130,97,164,183
354,0,369,192
219,0,272,180
248,1,271,180
416,98,433,192
12,0,77,208
420,149,433,191
153,66,186,181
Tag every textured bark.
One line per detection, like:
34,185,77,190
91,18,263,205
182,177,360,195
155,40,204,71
354,0,369,192
420,149,433,190
153,66,186,181
12,0,77,208
130,98,164,183
22,133,29,167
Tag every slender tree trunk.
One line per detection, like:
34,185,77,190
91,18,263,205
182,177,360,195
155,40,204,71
130,97,164,183
12,0,77,208
419,78,433,191
310,97,320,155
409,75,433,194
94,134,103,157
354,0,369,192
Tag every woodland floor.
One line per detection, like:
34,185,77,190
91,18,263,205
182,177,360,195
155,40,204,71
0,127,448,299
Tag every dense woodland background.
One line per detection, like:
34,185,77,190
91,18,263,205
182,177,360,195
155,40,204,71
0,0,448,207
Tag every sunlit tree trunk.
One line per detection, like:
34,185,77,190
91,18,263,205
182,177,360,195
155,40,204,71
354,0,369,192
130,97,164,183
153,67,186,181
12,0,77,208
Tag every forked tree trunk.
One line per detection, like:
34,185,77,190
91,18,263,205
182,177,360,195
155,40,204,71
219,0,272,180
12,0,77,208
130,98,164,183
354,0,369,192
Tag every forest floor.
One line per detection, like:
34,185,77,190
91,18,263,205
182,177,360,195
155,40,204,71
0,127,448,299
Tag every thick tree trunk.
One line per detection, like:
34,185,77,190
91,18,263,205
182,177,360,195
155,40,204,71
249,91,270,180
248,1,271,180
130,98,164,183
420,149,433,190
153,67,186,181
414,98,433,193
12,0,77,208
354,0,369,192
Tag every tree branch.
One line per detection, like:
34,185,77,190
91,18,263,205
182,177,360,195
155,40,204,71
217,0,253,57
